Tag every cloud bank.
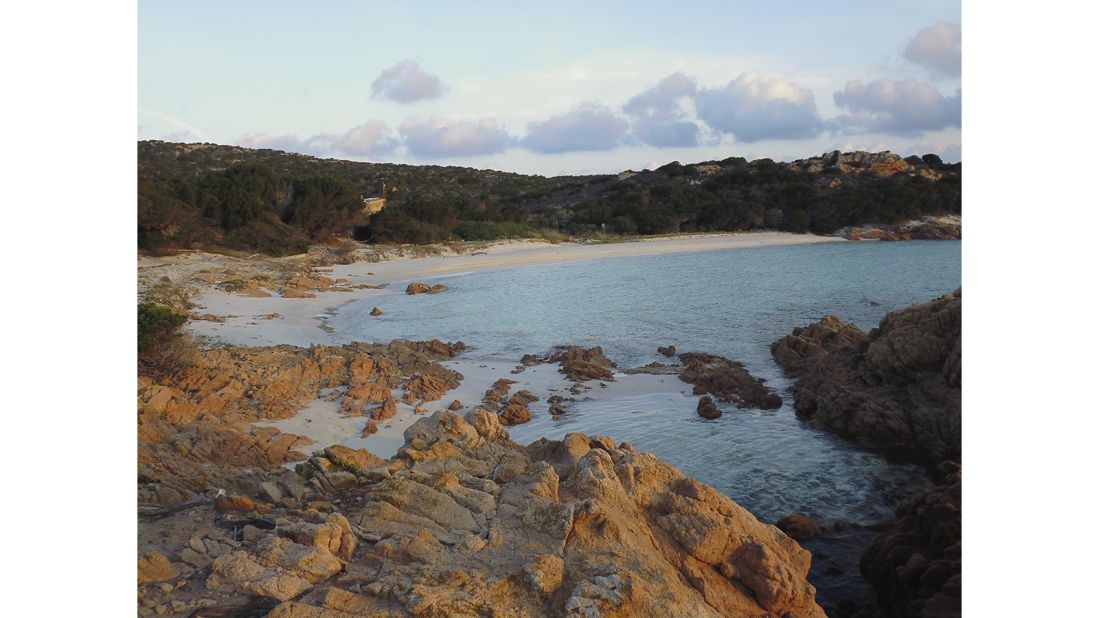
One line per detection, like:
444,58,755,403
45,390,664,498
521,102,630,153
399,117,512,158
236,120,398,158
834,77,961,135
694,72,824,143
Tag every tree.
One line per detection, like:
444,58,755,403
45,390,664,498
786,209,811,233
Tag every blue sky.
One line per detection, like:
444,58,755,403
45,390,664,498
139,0,961,175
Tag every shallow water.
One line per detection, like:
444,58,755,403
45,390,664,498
328,239,961,610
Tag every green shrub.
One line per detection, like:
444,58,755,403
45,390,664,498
138,303,193,376
138,303,186,353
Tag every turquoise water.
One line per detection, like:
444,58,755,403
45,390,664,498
329,240,961,611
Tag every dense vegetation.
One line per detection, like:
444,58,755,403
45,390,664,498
138,141,960,255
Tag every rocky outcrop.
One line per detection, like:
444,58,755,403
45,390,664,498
678,352,783,410
137,339,466,510
405,282,449,295
775,291,961,464
658,345,676,357
140,409,826,616
855,465,961,618
775,293,962,618
771,315,867,377
696,395,721,419
838,215,962,242
548,346,618,382
498,390,539,425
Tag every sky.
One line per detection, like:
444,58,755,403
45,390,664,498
138,0,961,176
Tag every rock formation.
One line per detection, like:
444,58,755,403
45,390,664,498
547,346,618,382
137,339,465,509
774,292,962,618
138,409,827,617
771,315,866,377
854,464,961,618
773,290,961,464
696,395,721,419
839,215,962,242
406,282,449,295
775,514,823,541
678,352,783,410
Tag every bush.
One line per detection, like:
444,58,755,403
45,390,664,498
138,303,192,375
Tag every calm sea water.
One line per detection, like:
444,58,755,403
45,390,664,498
329,239,961,611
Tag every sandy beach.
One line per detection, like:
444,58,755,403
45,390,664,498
139,231,844,348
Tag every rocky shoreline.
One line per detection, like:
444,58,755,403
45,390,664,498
138,338,829,616
772,291,962,617
138,240,961,617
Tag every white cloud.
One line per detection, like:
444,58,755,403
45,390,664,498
905,21,961,77
521,102,630,153
399,117,512,158
694,72,824,142
623,72,700,147
833,77,961,135
371,60,448,104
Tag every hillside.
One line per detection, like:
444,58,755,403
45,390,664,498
138,141,960,255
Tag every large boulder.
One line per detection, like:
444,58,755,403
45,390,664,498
137,551,177,584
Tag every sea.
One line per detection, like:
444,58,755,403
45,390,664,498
327,239,961,613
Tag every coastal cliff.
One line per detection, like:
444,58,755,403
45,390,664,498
138,340,827,616
773,292,962,618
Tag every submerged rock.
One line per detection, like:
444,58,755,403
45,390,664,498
776,513,824,541
548,346,617,382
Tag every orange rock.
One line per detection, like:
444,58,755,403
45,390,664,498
216,495,256,513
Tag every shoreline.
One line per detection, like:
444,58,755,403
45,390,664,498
142,231,845,348
141,231,843,465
